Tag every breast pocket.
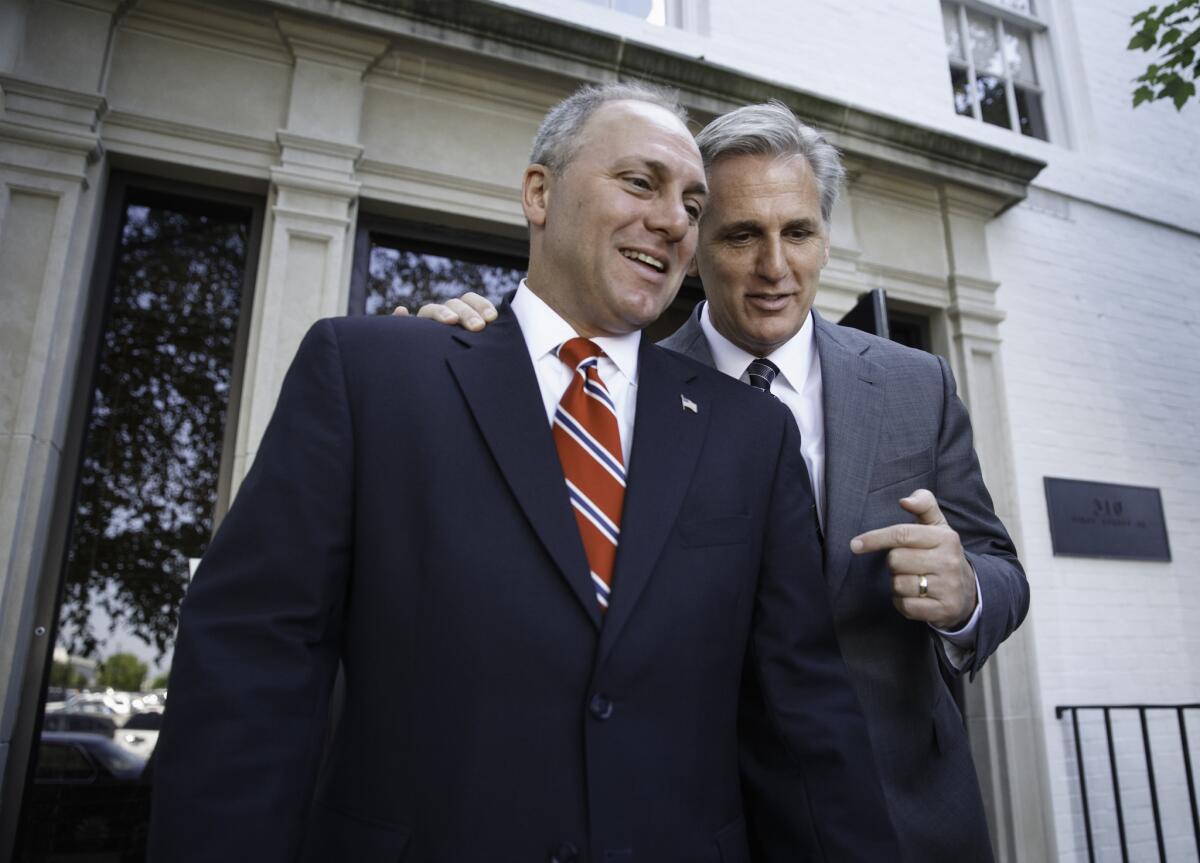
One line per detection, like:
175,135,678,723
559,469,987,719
868,446,934,493
677,514,751,547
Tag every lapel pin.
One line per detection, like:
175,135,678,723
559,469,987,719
680,394,698,414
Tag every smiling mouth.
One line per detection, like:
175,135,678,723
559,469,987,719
621,249,666,273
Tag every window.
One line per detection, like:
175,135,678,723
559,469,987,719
942,1,1049,140
349,216,706,341
350,219,528,317
574,0,706,29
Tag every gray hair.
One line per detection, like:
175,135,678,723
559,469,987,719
530,81,688,175
696,100,844,227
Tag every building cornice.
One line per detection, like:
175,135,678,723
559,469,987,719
252,0,1044,210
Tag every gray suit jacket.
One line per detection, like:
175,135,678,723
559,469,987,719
660,306,1029,863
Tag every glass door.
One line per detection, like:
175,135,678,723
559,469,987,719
13,177,261,862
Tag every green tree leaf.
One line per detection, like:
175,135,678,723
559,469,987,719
1129,0,1200,109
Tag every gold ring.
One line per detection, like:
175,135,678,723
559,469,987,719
917,575,929,598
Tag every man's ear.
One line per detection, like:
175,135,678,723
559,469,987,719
686,255,700,278
821,234,831,268
522,165,551,227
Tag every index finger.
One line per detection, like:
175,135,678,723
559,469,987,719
850,522,943,554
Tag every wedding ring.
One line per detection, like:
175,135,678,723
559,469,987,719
918,575,929,598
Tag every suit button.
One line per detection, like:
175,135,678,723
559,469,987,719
588,693,614,720
550,841,579,862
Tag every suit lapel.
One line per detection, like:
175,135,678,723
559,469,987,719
446,312,600,629
598,341,710,665
656,303,714,366
814,313,884,599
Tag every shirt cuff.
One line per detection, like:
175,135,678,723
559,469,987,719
931,560,983,670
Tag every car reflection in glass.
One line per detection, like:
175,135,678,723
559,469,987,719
18,731,150,862
116,709,163,760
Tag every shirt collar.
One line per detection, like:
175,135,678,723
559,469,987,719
511,280,641,384
698,300,815,393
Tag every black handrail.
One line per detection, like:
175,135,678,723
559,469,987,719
1057,703,1200,863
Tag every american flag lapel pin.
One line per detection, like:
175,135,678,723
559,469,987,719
680,394,698,414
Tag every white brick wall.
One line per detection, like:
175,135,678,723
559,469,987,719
990,193,1200,860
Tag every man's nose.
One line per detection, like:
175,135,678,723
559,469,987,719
757,238,788,283
646,196,691,242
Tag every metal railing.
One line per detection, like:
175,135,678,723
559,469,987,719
1056,703,1200,863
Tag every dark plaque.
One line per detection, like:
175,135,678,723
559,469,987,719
1044,477,1170,561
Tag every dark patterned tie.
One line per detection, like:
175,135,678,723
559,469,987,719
745,357,781,394
553,338,626,611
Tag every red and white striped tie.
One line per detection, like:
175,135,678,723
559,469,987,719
553,338,626,611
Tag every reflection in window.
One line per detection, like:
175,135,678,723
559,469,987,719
942,1,1048,140
58,196,251,662
363,238,526,316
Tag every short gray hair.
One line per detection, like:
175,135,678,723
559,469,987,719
531,81,688,175
696,100,844,227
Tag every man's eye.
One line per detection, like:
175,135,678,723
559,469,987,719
727,233,753,245
626,176,652,190
685,204,702,221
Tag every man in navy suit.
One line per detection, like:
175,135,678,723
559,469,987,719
149,84,897,862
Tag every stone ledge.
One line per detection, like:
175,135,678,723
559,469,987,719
255,0,1044,209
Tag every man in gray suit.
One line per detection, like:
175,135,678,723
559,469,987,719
408,101,1028,862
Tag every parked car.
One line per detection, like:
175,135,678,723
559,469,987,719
42,710,117,737
16,732,150,862
116,709,162,759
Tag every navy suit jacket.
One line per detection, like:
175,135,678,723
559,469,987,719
149,309,899,862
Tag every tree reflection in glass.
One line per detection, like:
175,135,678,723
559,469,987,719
59,197,250,663
365,244,525,316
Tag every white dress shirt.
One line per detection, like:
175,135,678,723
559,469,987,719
510,281,639,466
697,301,981,665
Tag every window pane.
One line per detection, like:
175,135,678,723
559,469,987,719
365,241,526,316
577,0,664,24
613,0,652,17
967,11,1005,77
1016,86,1049,139
976,75,1013,128
57,197,250,661
950,65,974,116
1005,27,1038,85
994,0,1033,13
943,4,964,61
